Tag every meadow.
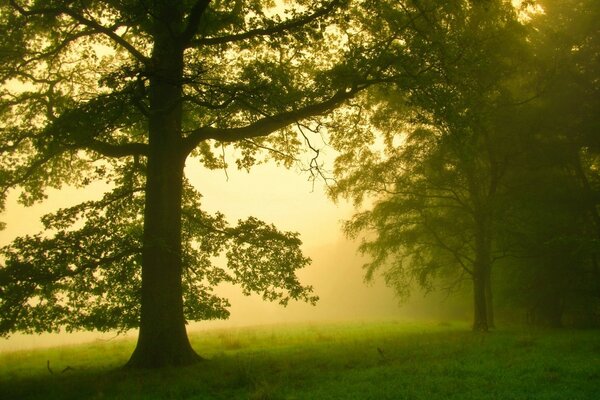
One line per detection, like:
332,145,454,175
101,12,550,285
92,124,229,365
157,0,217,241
1,321,599,399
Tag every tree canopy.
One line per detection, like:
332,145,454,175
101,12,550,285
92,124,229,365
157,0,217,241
328,0,600,330
0,0,399,367
329,0,531,331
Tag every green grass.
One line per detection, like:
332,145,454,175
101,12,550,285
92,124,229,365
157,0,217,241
1,321,600,399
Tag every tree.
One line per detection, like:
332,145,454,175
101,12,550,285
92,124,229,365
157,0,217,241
529,0,600,246
328,0,530,331
494,160,596,327
492,0,600,327
0,0,393,367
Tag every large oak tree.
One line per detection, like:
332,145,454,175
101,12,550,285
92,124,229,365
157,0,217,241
0,0,395,367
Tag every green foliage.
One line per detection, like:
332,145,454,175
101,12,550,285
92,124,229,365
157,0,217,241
328,0,528,302
0,0,358,197
0,163,316,336
0,164,145,335
489,0,600,326
0,0,373,342
328,0,600,329
1,322,600,399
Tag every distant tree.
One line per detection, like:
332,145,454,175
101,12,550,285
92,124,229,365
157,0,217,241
0,0,397,367
530,0,600,241
328,0,530,331
493,0,600,327
494,162,596,327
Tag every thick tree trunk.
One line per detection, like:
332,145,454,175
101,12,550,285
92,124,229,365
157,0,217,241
127,151,200,367
127,2,200,368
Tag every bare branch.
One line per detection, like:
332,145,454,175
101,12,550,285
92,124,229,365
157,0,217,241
297,123,335,189
220,143,229,181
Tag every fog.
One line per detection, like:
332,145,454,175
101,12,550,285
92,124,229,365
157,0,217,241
0,237,405,352
1,158,445,352
0,152,476,352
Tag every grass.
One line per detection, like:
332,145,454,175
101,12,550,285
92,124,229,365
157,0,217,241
1,321,599,399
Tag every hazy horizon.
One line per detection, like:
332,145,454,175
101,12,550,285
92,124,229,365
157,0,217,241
0,157,416,352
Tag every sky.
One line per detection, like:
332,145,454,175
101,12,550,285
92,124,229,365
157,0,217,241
0,153,411,352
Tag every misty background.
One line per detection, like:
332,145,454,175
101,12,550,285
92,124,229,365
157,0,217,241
0,157,468,352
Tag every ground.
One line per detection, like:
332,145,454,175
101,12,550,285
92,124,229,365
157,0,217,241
1,321,599,399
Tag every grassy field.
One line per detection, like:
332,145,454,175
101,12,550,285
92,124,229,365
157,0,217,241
1,321,599,399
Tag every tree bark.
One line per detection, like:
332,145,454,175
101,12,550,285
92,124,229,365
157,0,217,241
126,148,200,368
126,1,201,368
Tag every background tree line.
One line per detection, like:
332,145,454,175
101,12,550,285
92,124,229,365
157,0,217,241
330,0,600,330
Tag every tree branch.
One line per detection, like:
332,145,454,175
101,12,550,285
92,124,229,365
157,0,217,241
0,249,137,287
9,1,149,65
14,28,97,71
0,151,58,199
242,139,297,163
193,0,343,46
182,86,360,155
83,140,148,158
180,0,212,46
419,210,474,275
60,10,149,64
297,122,335,189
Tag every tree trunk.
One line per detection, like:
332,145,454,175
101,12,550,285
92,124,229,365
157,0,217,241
472,264,488,332
472,216,490,332
484,266,495,329
126,146,200,367
126,151,200,368
127,2,200,368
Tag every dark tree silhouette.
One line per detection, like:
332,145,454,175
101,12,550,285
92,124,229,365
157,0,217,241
328,0,531,331
0,0,395,367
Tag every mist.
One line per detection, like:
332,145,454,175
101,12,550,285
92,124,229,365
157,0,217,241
0,161,428,352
